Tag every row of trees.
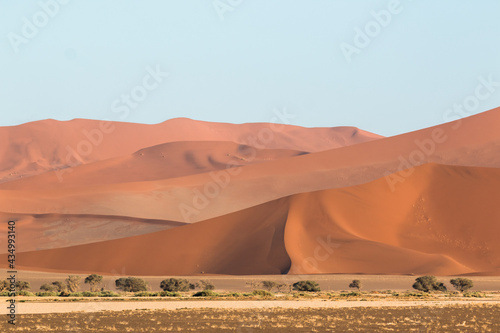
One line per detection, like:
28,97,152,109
412,276,474,293
0,275,475,294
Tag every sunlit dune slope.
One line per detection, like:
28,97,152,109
5,163,500,276
0,141,306,190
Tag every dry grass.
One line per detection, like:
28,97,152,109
2,304,498,332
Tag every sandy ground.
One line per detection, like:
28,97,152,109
3,299,500,315
3,270,500,292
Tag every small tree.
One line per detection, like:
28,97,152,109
276,283,288,293
40,283,56,292
160,278,190,292
51,281,68,293
292,281,321,292
65,275,81,293
412,276,447,292
196,280,215,291
261,281,277,292
115,277,148,292
85,274,104,292
450,278,474,293
349,280,362,291
15,281,30,291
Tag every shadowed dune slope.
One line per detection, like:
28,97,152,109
0,118,382,183
5,163,500,276
0,141,305,190
8,198,292,276
0,108,498,223
0,212,185,253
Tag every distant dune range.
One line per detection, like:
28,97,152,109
1,108,500,276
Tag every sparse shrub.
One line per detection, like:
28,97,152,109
463,291,485,298
292,280,321,292
160,278,190,292
196,280,215,290
115,277,148,292
245,280,259,289
193,290,218,297
15,281,30,291
348,280,362,291
412,276,447,292
261,281,277,292
450,278,474,293
85,274,104,292
252,289,273,297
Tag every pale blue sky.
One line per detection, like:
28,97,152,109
1,0,499,136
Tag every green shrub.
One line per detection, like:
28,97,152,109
70,292,84,297
348,280,362,291
193,290,218,297
82,291,99,297
115,277,148,292
85,274,104,292
35,292,59,297
159,291,181,297
227,292,242,297
15,281,31,291
196,280,215,291
99,290,120,297
450,278,474,293
160,278,190,292
261,281,277,292
252,290,273,297
16,291,34,296
412,276,447,292
135,292,156,297
292,281,321,292
404,292,430,298
40,283,56,292
340,292,360,297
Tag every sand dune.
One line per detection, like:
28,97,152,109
5,163,500,276
0,118,381,183
1,108,500,276
0,141,305,190
0,108,498,224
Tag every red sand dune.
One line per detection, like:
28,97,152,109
5,163,500,276
0,141,306,190
0,108,498,224
0,108,500,276
0,118,381,183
